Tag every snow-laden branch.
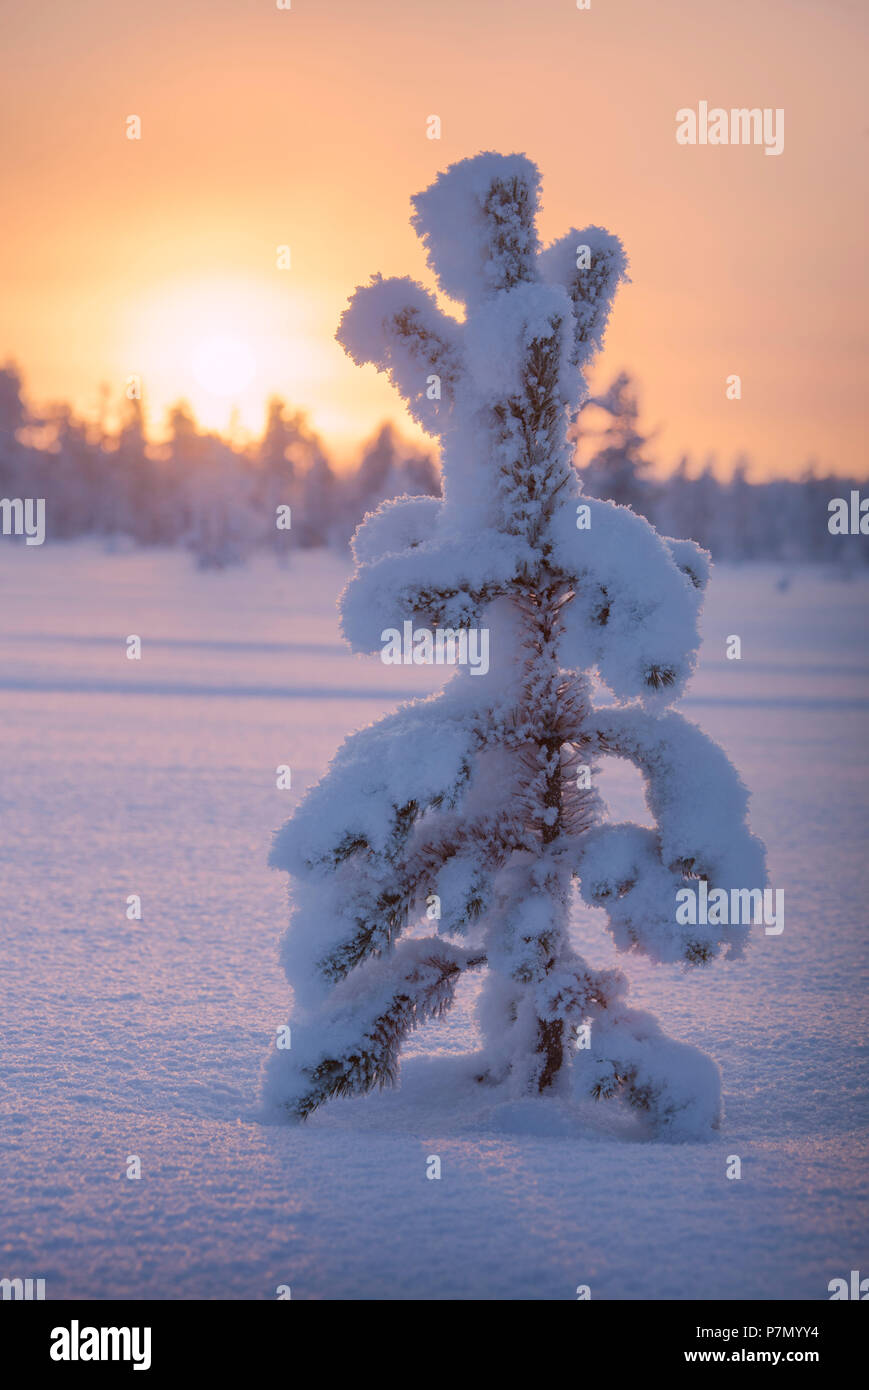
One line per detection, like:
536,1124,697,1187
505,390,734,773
269,699,479,875
339,532,535,651
581,705,767,959
263,938,487,1120
578,1005,723,1140
538,226,629,371
548,493,707,701
336,275,464,436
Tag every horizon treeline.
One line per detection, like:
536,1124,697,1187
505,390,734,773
0,364,864,568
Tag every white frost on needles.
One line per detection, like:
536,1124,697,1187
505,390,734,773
263,151,767,1138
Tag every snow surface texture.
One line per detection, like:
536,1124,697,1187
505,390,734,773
265,154,765,1133
0,545,867,1298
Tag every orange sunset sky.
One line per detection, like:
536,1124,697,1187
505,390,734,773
1,0,866,476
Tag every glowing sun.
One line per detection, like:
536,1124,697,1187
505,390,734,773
191,334,257,397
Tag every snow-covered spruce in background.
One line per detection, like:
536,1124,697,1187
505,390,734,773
263,153,766,1138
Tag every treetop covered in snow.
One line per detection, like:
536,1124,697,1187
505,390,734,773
337,150,707,705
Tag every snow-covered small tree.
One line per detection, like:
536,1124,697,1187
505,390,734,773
264,153,766,1138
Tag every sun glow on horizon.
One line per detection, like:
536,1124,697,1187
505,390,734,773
117,274,340,439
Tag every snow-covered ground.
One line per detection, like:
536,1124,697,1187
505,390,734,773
0,542,866,1300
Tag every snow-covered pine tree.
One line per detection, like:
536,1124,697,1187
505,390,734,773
264,153,766,1138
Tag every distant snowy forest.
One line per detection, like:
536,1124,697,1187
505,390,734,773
0,365,862,567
